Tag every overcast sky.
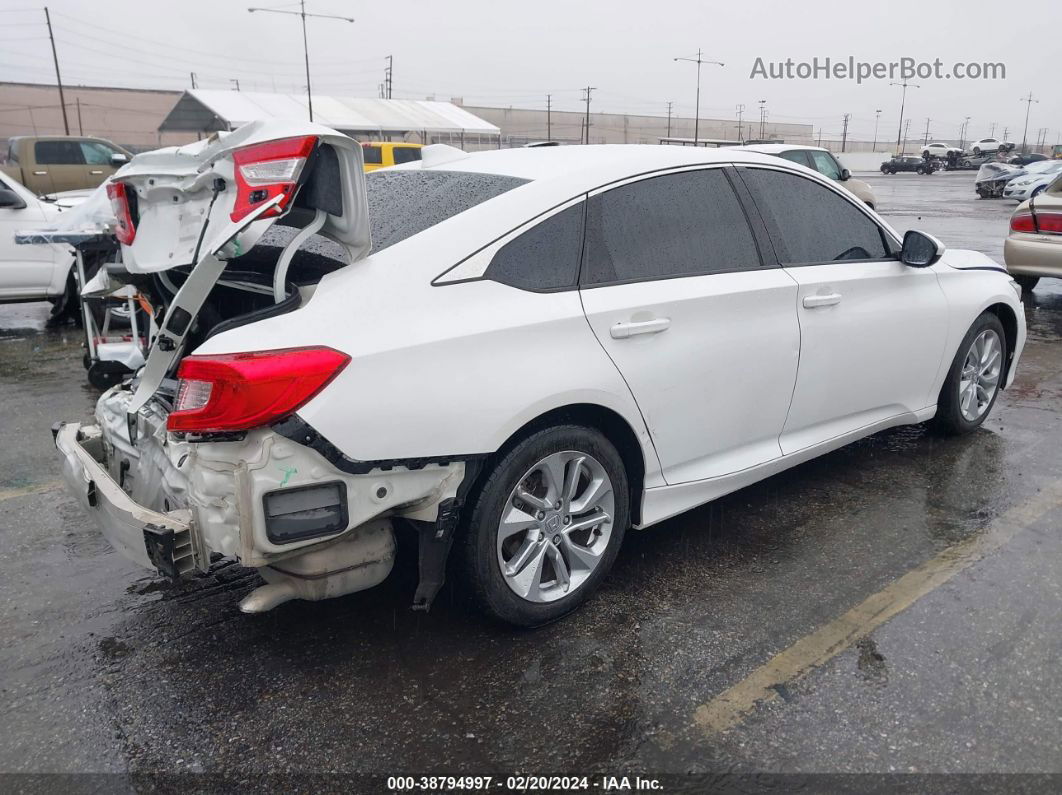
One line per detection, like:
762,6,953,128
2,0,1059,144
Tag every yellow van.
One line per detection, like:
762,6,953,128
361,142,423,172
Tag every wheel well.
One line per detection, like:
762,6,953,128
491,404,648,526
986,302,1018,387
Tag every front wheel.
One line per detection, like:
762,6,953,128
461,425,629,627
933,313,1007,435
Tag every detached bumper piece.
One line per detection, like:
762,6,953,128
54,421,198,575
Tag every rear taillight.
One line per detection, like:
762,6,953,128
230,135,318,222
168,347,350,433
1010,211,1037,233
1036,211,1062,235
106,181,136,245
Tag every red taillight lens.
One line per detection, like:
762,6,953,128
229,135,318,222
1036,211,1062,234
1010,212,1037,233
106,181,136,245
168,347,350,433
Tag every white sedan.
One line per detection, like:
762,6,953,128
1003,160,1062,201
968,138,1014,156
54,123,1026,626
920,142,962,158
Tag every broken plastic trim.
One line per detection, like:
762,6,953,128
272,415,485,475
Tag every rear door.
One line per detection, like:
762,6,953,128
738,165,948,454
31,139,87,193
579,166,800,485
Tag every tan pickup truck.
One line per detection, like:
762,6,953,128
1,135,131,195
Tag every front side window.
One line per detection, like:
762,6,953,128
582,169,761,285
808,150,842,180
485,203,584,291
81,141,118,165
34,140,84,165
391,147,421,165
740,167,890,264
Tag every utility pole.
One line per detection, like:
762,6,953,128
231,79,240,92
76,97,83,135
547,94,552,140
43,7,69,135
1019,92,1038,155
816,128,822,147
901,118,911,154
582,86,595,145
758,99,767,140
735,103,744,143
1002,126,1009,142
872,109,882,152
923,117,931,146
190,72,198,89
248,1,354,122
959,116,971,150
674,49,723,145
841,113,851,152
890,79,920,152
666,101,674,138
385,55,392,99
988,121,996,137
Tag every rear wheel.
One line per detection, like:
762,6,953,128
1014,275,1040,293
461,425,628,627
934,313,1006,435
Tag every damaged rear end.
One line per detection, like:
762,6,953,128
55,121,467,613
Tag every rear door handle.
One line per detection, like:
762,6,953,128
803,292,842,308
89,170,103,175
610,317,671,339
33,170,47,175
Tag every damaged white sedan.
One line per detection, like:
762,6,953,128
52,122,1026,626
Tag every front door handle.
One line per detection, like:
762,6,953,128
803,292,842,308
89,170,103,175
610,317,671,339
33,170,47,176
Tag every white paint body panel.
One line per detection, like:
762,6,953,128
0,171,73,300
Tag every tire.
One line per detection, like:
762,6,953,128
933,312,1007,435
461,424,629,627
45,269,81,327
1014,275,1040,293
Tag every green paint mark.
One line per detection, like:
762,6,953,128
279,465,297,487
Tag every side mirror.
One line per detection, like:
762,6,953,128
839,167,851,181
110,153,129,166
900,229,944,267
0,188,27,209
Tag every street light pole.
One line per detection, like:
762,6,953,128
872,109,881,152
248,1,354,122
890,80,920,152
674,49,723,145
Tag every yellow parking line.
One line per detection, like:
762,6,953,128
0,479,63,503
694,479,1062,735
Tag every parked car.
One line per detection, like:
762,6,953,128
921,142,962,159
54,123,1025,626
967,138,1014,156
1,136,131,195
1009,153,1048,166
881,155,935,175
1003,161,1062,202
1004,172,1062,292
975,162,1025,198
0,169,82,321
361,141,423,172
738,144,877,208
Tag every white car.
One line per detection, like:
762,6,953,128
0,170,79,317
53,123,1026,626
967,138,1014,156
920,142,962,159
1002,160,1062,202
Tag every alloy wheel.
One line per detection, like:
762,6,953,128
496,451,615,603
959,329,1003,422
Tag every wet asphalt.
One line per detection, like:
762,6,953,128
1,171,1060,781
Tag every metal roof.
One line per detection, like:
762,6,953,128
158,90,500,136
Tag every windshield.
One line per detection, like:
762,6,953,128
366,169,529,252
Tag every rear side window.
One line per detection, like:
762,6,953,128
367,170,529,252
485,203,584,291
740,168,889,264
34,140,85,165
391,147,421,165
362,144,383,165
778,150,810,167
582,169,761,285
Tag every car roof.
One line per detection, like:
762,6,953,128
738,143,828,155
411,143,796,184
